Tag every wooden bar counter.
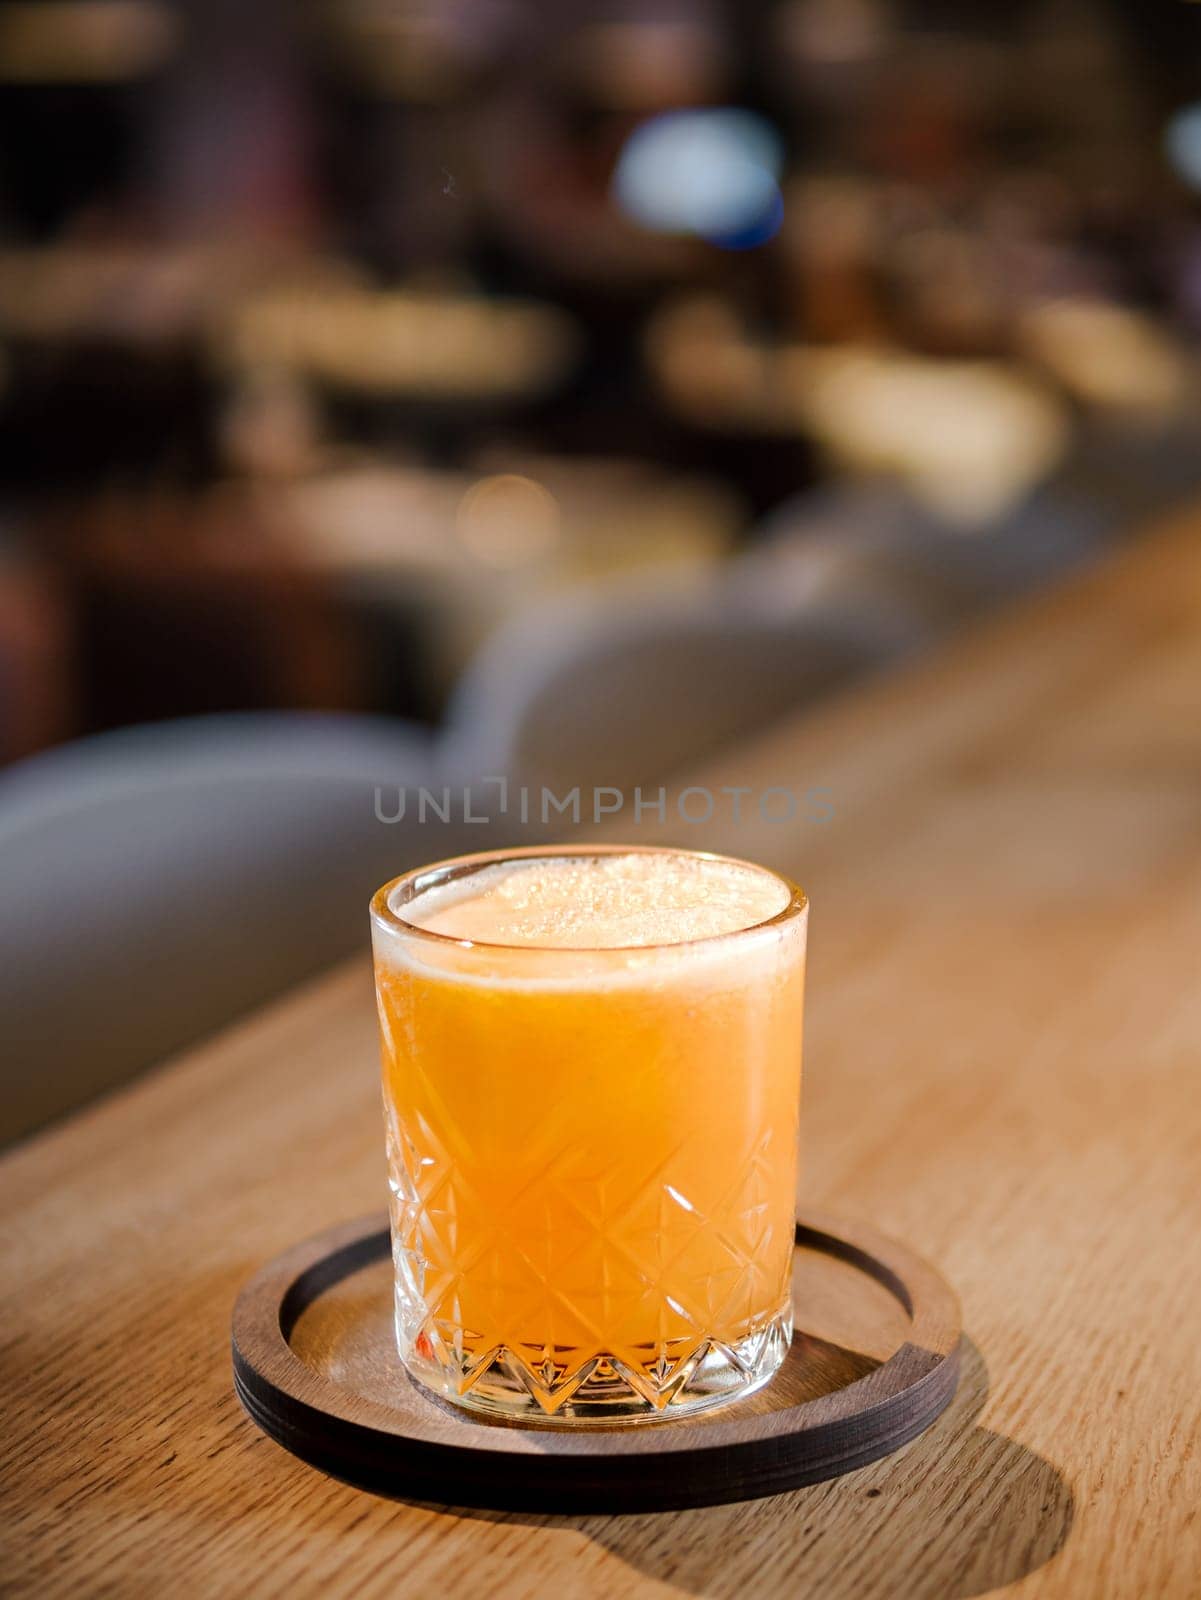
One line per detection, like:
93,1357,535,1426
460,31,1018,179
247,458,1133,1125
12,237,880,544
4,509,1201,1597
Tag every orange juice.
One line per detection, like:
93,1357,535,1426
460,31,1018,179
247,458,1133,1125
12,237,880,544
370,846,807,1424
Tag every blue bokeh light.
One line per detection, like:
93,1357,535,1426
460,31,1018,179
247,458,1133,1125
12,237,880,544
613,109,784,248
1165,103,1201,191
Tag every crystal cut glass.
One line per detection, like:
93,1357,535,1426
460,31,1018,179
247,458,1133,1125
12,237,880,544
370,846,807,1425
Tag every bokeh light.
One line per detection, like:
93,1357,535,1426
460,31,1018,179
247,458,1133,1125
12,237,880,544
456,474,561,570
612,109,784,248
1164,102,1201,189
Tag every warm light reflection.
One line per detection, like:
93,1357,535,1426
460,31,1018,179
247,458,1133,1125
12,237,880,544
456,475,561,570
644,297,776,425
775,0,890,67
646,298,1070,522
219,290,578,399
324,0,483,100
0,1,175,82
0,246,365,344
274,459,738,583
1019,299,1193,416
562,21,723,109
795,350,1069,524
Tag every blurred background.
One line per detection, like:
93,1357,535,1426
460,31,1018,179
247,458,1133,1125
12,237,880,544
5,0,1201,1136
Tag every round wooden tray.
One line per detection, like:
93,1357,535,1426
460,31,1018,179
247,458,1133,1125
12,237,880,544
232,1210,961,1514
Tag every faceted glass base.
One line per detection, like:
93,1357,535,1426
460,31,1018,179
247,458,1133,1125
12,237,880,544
397,1298,793,1426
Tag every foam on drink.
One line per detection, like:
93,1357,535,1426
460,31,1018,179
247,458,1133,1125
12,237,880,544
400,851,791,949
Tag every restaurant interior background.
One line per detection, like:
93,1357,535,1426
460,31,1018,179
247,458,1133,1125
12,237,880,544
4,0,1201,1141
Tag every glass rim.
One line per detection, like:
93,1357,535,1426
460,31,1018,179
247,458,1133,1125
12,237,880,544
370,843,807,956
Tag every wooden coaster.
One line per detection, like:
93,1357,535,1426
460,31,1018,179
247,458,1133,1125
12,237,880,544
232,1211,961,1513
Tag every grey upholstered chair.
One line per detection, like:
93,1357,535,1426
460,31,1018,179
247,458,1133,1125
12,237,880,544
0,713,451,1144
440,573,900,800
741,476,1117,623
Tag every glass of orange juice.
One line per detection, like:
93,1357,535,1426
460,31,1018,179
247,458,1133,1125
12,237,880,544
370,844,807,1425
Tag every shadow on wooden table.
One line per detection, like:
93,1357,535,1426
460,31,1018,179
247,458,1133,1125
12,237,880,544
404,1336,1070,1599
272,1333,1073,1599
565,1338,1075,1599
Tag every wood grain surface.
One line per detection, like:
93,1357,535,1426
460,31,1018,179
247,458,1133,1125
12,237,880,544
4,506,1201,1596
